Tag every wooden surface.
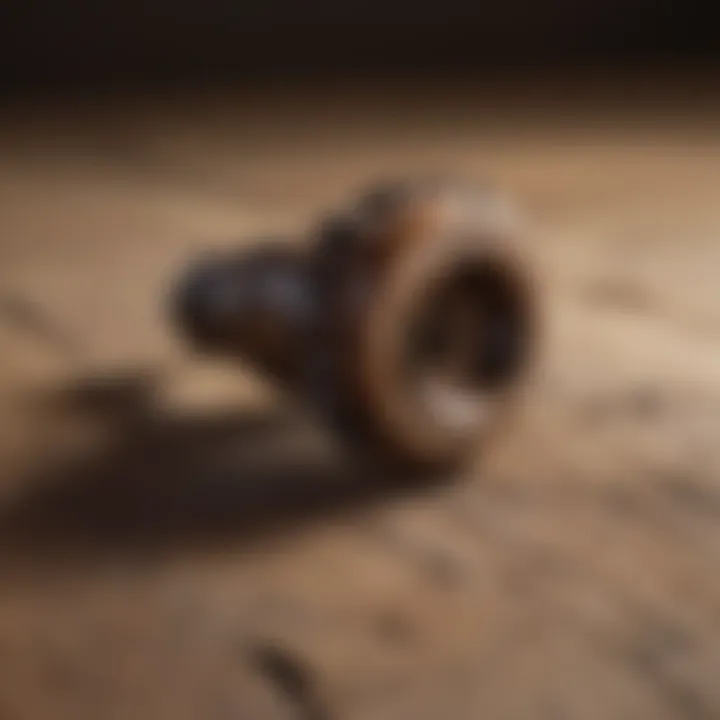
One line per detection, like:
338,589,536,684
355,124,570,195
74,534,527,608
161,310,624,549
2,80,720,719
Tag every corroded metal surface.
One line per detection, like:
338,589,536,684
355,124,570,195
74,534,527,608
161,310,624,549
173,178,536,473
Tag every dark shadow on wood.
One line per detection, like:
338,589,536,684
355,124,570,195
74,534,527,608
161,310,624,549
0,369,440,570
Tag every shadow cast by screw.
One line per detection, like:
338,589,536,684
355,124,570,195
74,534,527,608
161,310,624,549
0,369,441,569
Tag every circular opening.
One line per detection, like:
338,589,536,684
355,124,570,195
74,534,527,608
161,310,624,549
403,259,533,429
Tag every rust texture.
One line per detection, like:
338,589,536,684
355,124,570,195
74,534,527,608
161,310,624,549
172,177,536,474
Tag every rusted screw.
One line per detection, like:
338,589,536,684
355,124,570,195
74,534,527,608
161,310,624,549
172,176,537,475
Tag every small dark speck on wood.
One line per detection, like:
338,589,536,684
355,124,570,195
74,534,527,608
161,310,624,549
579,386,664,426
248,641,331,720
374,609,416,645
0,291,81,358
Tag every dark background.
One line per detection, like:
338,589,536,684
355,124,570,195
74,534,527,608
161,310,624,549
0,0,713,94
